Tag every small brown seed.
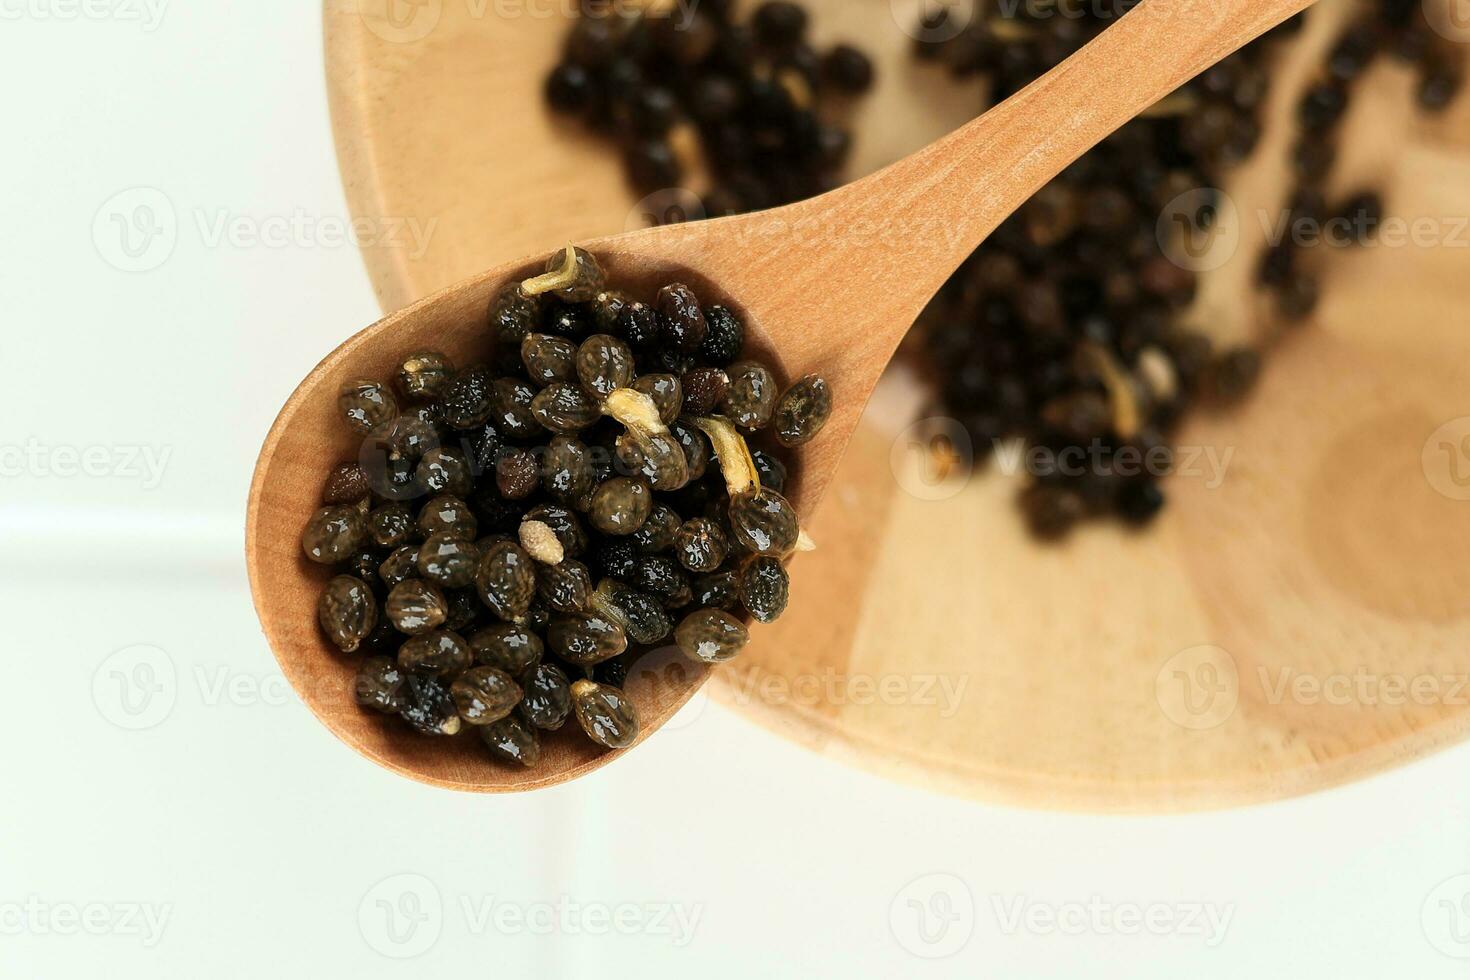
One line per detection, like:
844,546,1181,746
675,608,749,664
397,629,472,679
570,679,640,749
318,575,378,653
450,666,523,725
385,580,449,635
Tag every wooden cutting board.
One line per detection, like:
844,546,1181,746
325,0,1470,809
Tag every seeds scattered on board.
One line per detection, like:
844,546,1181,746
301,247,827,767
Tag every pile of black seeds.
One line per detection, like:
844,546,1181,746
304,247,831,767
545,0,874,217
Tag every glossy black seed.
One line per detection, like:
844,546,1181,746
700,306,745,365
619,301,661,350
490,378,545,440
476,540,538,622
570,679,640,749
398,629,472,680
496,449,542,501
416,533,480,589
521,663,573,730
773,374,832,446
594,539,639,580
722,361,777,430
598,581,673,645
469,623,544,677
339,380,398,434
739,556,790,623
589,478,653,535
537,558,593,614
418,494,478,541
385,579,448,635
437,366,494,430
693,570,740,610
656,283,708,353
631,554,690,606
549,613,628,666
302,505,367,564
354,656,407,713
491,284,543,347
631,504,681,553
750,449,787,493
400,674,462,736
322,462,371,505
319,575,378,653
674,518,728,573
396,352,454,403
676,608,749,664
480,713,541,766
450,666,522,725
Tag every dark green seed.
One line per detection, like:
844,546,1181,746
531,382,602,433
385,580,449,635
415,448,473,497
739,556,790,624
490,283,543,347
396,351,454,403
594,580,672,645
322,462,371,505
631,374,683,424
721,361,777,430
399,674,462,735
490,378,545,440
378,546,421,589
549,613,628,666
521,663,573,730
773,374,832,447
693,570,740,610
302,505,367,564
537,558,593,613
397,629,472,680
576,334,636,399
340,380,399,434
450,666,522,725
543,436,596,506
480,713,541,766
416,533,480,589
521,333,579,387
418,494,478,541
675,608,749,664
439,365,497,430
476,540,538,623
674,518,728,573
318,575,378,653
469,623,544,676
589,478,653,535
353,655,407,713
631,504,681,553
727,487,800,555
570,679,640,749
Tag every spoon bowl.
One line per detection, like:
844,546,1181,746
252,0,1312,790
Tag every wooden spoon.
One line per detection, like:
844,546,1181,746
249,0,1313,791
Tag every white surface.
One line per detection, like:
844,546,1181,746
3,4,1470,977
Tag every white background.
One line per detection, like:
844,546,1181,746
3,2,1470,977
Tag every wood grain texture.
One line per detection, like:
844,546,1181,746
315,0,1470,805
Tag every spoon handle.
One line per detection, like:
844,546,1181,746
619,0,1314,369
